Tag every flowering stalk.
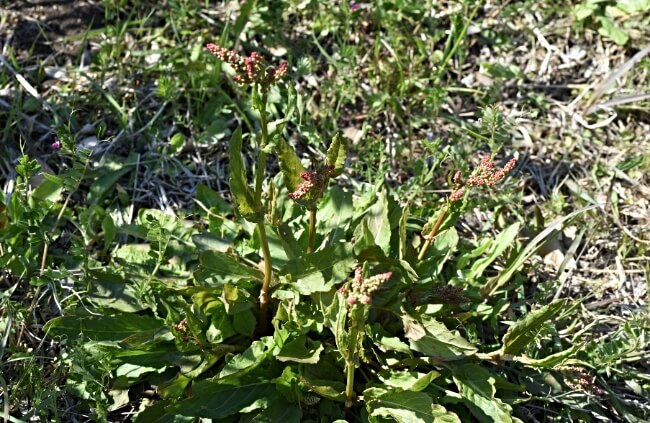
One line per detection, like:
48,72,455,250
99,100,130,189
288,166,335,252
344,314,361,408
256,92,273,334
417,202,449,261
206,43,287,334
337,267,392,407
418,154,516,261
308,209,317,253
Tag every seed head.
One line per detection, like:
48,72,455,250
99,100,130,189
449,189,464,202
339,266,392,309
206,43,288,88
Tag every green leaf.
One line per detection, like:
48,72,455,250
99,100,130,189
192,233,230,252
364,190,392,255
616,0,650,13
419,227,459,277
229,127,264,222
467,223,520,281
369,323,412,355
501,299,568,355
218,338,274,379
88,153,137,205
323,291,349,356
277,335,324,364
380,370,440,392
365,388,460,423
196,183,232,213
399,201,410,260
102,215,116,252
597,16,629,45
512,343,585,369
157,373,191,400
169,132,185,154
86,270,146,313
281,243,354,294
222,284,254,315
573,3,597,20
239,396,302,423
299,371,346,401
326,132,347,177
232,0,257,42
481,204,602,297
31,174,63,203
317,187,353,246
171,381,275,418
452,364,518,423
402,312,477,360
277,136,306,194
275,222,303,260
134,399,195,422
233,309,257,337
44,312,164,342
56,125,75,152
194,251,263,286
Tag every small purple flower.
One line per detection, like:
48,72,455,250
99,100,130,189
350,1,361,11
51,139,61,150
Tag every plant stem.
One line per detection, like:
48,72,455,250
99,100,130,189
257,222,273,334
345,319,360,408
307,209,317,253
345,359,355,408
17,190,73,346
254,92,269,204
254,88,273,334
417,202,449,261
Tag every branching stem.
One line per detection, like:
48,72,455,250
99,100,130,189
417,202,449,261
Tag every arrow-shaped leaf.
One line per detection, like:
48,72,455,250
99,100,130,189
501,299,568,355
326,132,347,177
229,127,263,223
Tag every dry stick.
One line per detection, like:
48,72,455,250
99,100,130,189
307,209,317,253
586,44,650,113
417,202,449,261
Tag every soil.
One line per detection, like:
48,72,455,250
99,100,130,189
0,0,104,57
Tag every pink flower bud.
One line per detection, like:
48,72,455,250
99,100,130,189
449,189,464,202
354,266,363,286
347,297,357,306
503,157,517,173
360,295,371,305
453,170,462,184
51,139,61,150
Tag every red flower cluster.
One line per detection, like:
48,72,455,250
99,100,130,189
559,366,604,396
205,43,287,86
449,154,517,202
466,155,517,187
288,166,334,201
339,267,392,307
